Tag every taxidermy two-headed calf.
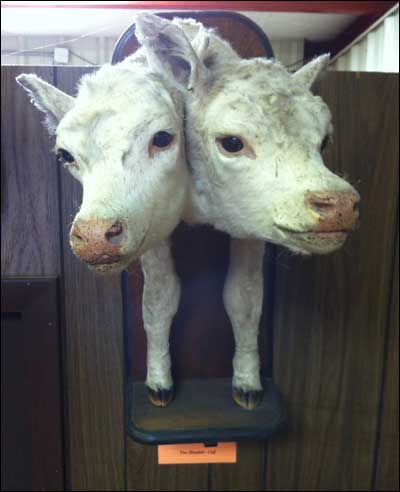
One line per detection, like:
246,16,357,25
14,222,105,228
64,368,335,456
17,14,360,410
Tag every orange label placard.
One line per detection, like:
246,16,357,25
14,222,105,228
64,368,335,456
158,442,237,465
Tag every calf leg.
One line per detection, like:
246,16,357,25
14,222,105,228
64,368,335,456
140,239,180,407
223,238,265,410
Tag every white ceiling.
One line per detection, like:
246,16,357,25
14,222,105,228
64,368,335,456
242,11,356,40
1,7,357,41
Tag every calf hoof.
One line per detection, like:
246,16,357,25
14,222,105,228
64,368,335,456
148,387,174,407
233,387,263,410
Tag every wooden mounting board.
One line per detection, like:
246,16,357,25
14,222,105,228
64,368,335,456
128,378,287,445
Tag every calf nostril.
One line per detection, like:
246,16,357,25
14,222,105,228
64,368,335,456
310,200,336,216
105,221,124,245
71,230,86,244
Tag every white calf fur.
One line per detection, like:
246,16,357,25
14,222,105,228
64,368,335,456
223,239,265,392
141,240,180,392
17,14,360,408
135,15,359,407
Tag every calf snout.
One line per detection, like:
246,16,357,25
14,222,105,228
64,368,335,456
305,191,360,232
70,218,126,264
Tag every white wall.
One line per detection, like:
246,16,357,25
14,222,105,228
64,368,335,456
271,39,304,69
1,10,304,70
1,34,117,66
3,7,398,73
331,7,399,72
1,34,304,68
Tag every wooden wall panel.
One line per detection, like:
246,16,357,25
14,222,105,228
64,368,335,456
3,65,397,492
127,440,208,491
1,66,65,492
55,67,125,491
211,442,265,491
1,278,64,492
374,227,399,492
1,66,60,276
266,73,399,491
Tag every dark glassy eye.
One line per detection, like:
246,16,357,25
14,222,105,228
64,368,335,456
220,136,244,153
320,136,330,153
57,148,75,163
152,131,174,148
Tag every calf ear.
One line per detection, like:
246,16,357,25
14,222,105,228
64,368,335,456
135,13,209,92
292,54,330,89
16,74,75,134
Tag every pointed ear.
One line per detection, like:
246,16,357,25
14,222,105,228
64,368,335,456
135,13,209,92
292,54,330,89
16,74,75,134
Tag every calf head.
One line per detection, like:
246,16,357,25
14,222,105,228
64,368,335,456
17,64,188,273
137,15,360,255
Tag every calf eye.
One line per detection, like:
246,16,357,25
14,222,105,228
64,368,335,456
57,148,75,164
217,135,255,159
56,148,79,172
152,131,174,148
220,136,244,153
320,136,330,153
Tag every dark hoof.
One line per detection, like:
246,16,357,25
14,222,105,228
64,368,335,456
233,387,263,410
148,387,174,407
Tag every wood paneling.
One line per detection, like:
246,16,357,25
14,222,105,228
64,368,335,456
56,67,125,491
2,63,398,492
1,66,60,276
266,73,399,491
1,278,64,491
374,227,399,492
127,439,208,491
211,442,265,491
